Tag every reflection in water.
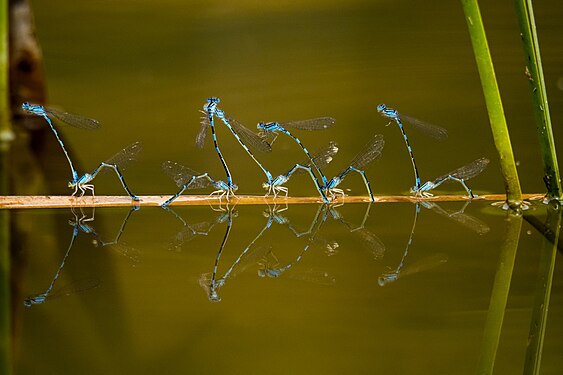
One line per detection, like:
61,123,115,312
379,203,421,286
329,203,385,260
199,207,236,302
23,207,138,306
379,201,489,286
256,205,333,282
163,205,235,252
380,203,448,286
199,204,335,302
257,247,336,286
421,201,490,235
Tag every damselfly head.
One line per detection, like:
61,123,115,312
203,97,220,111
376,103,387,112
22,102,32,112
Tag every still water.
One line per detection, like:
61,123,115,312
11,202,563,374
5,0,563,373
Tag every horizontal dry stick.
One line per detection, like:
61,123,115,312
0,193,545,209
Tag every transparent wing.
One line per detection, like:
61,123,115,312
105,141,142,168
400,253,448,277
399,113,448,141
448,211,491,235
225,114,272,153
357,228,386,260
45,107,101,130
293,141,339,175
349,134,385,170
281,117,336,131
26,277,101,305
432,157,490,184
196,110,209,149
287,269,336,286
162,161,211,189
98,141,142,176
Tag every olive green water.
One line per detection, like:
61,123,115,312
5,0,563,373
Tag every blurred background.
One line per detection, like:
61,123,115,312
5,1,563,374
20,0,563,198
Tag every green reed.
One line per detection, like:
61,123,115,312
460,0,523,208
514,0,562,201
0,0,12,372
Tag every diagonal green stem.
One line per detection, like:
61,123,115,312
476,213,522,375
514,0,562,201
460,0,523,208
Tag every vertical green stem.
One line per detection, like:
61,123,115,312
476,213,522,375
0,0,12,144
514,0,562,201
460,0,523,208
524,202,562,374
0,0,11,373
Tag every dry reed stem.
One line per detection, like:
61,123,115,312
0,193,545,209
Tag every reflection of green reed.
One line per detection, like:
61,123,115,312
460,0,523,208
524,203,562,374
0,209,10,375
514,0,562,201
476,213,522,375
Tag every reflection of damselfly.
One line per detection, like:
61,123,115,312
24,277,100,307
199,207,237,302
163,206,236,252
200,204,330,302
378,253,448,286
328,203,385,260
24,207,138,307
256,247,336,286
421,201,490,235
379,203,447,286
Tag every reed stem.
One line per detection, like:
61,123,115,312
0,193,545,209
0,0,11,372
460,0,523,208
514,0,562,201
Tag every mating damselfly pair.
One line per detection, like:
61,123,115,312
21,99,489,205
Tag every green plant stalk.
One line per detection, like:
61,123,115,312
0,0,12,147
476,213,522,375
514,0,562,201
523,204,562,374
460,0,523,207
0,0,11,373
